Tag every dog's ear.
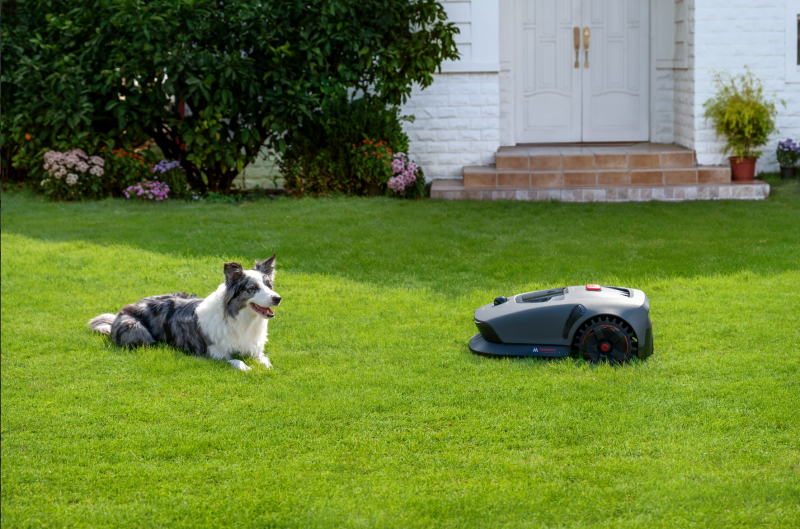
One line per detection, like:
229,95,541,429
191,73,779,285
254,254,276,281
224,262,244,284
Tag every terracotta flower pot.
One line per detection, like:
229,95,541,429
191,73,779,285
728,156,757,181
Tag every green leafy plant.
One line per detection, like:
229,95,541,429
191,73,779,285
1,0,459,193
150,160,191,199
103,149,155,196
776,139,800,167
281,97,413,196
202,191,241,204
351,139,394,186
703,69,783,160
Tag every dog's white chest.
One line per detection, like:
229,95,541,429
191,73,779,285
195,288,269,358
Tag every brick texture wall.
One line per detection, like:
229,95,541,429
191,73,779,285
401,73,501,180
673,0,696,151
653,68,676,143
693,0,800,171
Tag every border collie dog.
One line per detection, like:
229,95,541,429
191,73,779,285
88,256,280,371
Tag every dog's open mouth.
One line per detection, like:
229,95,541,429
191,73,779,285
250,303,275,318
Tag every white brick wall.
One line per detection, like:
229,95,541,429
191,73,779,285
652,67,675,143
674,0,696,151
498,69,514,146
402,73,501,180
692,0,800,171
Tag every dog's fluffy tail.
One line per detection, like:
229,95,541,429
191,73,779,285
88,313,116,335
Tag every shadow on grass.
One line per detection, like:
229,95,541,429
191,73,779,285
2,175,798,297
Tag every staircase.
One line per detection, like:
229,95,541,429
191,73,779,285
431,144,770,202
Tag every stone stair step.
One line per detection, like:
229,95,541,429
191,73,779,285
463,165,731,189
431,178,769,202
496,148,696,171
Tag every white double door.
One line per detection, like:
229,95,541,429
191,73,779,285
515,0,649,143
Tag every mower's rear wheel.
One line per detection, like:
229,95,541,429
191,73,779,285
572,315,636,364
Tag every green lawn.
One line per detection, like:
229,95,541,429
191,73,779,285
2,177,800,528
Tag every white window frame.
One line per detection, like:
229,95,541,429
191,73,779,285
440,0,500,73
788,1,800,83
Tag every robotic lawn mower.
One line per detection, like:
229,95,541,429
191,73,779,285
469,285,653,363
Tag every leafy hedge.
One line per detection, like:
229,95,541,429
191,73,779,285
1,0,459,193
280,97,424,197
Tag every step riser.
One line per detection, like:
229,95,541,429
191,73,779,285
464,168,731,189
496,152,695,171
432,183,770,202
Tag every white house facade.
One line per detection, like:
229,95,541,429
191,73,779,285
402,0,800,185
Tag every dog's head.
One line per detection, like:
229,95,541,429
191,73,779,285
222,254,280,319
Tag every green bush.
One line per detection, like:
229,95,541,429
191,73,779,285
1,0,459,193
104,149,157,196
280,97,418,196
703,69,783,160
149,160,192,200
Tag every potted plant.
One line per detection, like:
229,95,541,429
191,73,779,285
776,139,799,179
703,69,783,181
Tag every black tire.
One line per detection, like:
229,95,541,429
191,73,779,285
571,315,637,364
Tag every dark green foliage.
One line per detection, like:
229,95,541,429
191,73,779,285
1,0,459,193
103,149,158,196
155,169,192,200
280,97,415,196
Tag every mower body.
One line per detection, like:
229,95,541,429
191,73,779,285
469,285,653,359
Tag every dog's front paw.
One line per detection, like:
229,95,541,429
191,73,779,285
228,359,251,371
257,356,273,369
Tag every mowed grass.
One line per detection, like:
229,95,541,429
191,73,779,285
2,177,800,528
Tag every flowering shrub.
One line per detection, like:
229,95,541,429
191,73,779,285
387,152,418,192
151,159,190,198
351,139,393,185
776,139,800,167
387,152,425,199
280,97,413,196
124,180,171,201
104,148,153,194
39,149,106,199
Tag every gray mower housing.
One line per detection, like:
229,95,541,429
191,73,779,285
469,285,653,359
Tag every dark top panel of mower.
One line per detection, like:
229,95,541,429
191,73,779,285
474,285,649,346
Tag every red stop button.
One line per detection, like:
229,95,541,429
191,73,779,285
586,284,601,291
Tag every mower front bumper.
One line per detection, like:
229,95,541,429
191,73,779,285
468,333,571,357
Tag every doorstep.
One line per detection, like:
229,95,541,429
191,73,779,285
430,179,770,202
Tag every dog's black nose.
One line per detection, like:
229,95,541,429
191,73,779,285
272,296,281,305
